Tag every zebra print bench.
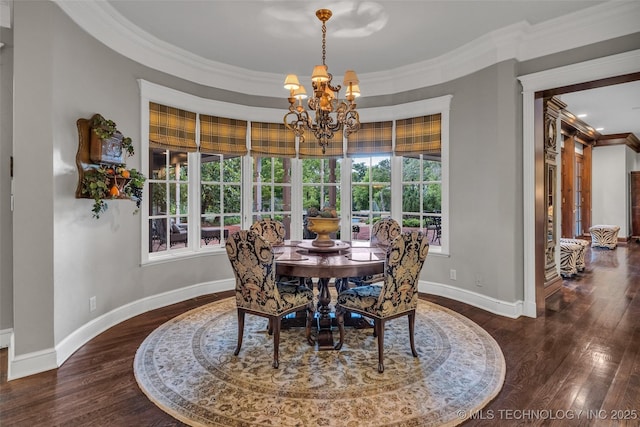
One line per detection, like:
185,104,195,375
559,238,589,272
589,225,620,249
560,241,583,277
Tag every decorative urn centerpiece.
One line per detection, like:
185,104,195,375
306,206,340,247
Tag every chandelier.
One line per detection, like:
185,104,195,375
283,9,361,154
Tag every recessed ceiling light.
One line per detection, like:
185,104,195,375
596,127,604,131
577,113,587,118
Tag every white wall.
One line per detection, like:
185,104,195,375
0,26,13,344
592,145,629,236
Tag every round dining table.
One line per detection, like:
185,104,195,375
274,239,387,350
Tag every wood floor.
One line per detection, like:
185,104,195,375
1,242,638,426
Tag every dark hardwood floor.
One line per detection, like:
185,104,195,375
1,242,638,426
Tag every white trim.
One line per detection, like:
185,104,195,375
0,328,13,348
54,1,640,98
420,280,524,319
7,334,57,381
8,279,234,380
518,49,640,319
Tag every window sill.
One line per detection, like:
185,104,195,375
142,246,227,266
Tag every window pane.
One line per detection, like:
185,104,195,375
201,184,220,213
169,151,188,180
201,155,221,181
168,184,188,215
274,186,290,211
224,185,241,213
402,214,422,230
422,183,441,212
259,186,272,212
223,157,241,182
402,184,421,213
402,157,420,181
352,160,369,183
373,184,391,213
352,184,370,212
302,159,321,183
149,148,167,179
165,217,187,248
371,158,391,183
424,160,442,181
402,156,443,248
149,218,167,253
350,156,390,241
149,182,167,215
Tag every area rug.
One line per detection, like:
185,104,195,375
134,297,505,426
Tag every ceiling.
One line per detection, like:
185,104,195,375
99,1,640,138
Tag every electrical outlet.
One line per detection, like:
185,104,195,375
449,269,457,280
475,274,483,287
90,296,97,311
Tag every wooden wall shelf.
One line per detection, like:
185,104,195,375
75,114,130,200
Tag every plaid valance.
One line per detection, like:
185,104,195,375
250,122,296,158
149,102,197,152
200,115,248,157
347,121,392,157
297,132,344,158
395,114,441,157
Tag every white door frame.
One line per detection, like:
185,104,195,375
518,49,640,317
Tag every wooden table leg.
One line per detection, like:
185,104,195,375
316,278,335,350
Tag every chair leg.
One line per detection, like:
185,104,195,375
334,307,345,350
234,309,245,356
306,305,315,346
376,319,385,373
271,315,280,369
408,311,418,357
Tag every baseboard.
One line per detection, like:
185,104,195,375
419,280,526,319
9,278,234,380
0,328,13,348
7,333,57,381
10,277,528,379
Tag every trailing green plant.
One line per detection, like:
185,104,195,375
91,114,134,157
83,115,146,218
82,166,146,218
83,167,111,218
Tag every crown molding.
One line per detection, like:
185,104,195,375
596,132,640,152
53,0,640,98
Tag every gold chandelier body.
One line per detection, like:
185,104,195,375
283,9,361,154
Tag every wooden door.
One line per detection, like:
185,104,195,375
632,171,640,238
561,136,575,238
575,154,584,236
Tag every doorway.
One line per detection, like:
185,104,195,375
519,50,640,317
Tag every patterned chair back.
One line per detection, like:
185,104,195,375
370,217,401,247
377,231,429,317
250,218,286,246
225,230,283,315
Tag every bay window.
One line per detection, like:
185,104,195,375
139,80,450,263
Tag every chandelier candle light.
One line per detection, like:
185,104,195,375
283,9,361,154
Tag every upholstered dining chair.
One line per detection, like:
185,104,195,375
334,231,429,373
370,217,402,247
250,218,303,286
337,217,402,292
225,230,314,368
250,218,286,246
